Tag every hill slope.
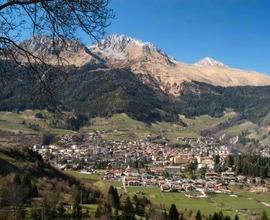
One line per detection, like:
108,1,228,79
2,34,270,125
2,64,270,123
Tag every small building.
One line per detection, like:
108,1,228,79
165,166,184,176
205,172,220,181
221,171,236,183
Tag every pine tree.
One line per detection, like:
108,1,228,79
113,187,120,208
168,204,179,220
121,197,135,220
108,185,120,209
262,211,269,220
212,212,220,220
108,185,115,206
196,210,202,220
218,211,224,220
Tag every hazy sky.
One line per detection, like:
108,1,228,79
87,0,270,74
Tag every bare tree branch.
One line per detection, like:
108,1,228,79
0,0,114,110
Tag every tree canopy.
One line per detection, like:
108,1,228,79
0,0,114,104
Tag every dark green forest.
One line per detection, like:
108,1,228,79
1,63,270,124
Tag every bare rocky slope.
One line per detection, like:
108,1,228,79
89,34,270,95
19,34,270,96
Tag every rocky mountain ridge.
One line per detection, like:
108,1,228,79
18,34,270,94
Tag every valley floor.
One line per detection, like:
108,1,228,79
68,171,270,220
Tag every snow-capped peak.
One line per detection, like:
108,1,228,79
90,34,155,52
90,34,177,65
195,57,226,67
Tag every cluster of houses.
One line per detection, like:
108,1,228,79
33,135,229,172
104,165,270,196
32,133,270,195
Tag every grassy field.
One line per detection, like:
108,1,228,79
68,171,270,220
67,171,122,192
0,110,75,135
0,110,77,146
81,204,99,216
66,171,101,181
223,120,258,137
0,110,258,145
126,186,270,219
1,110,269,147
0,110,229,143
81,113,234,143
0,111,37,134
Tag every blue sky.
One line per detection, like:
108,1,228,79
83,0,270,74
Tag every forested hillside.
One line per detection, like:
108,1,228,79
1,63,270,124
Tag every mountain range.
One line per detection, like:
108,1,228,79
2,34,270,125
20,34,270,91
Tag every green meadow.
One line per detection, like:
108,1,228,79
81,112,234,143
0,110,235,145
127,186,270,219
0,110,74,135
68,171,270,220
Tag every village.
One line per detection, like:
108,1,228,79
33,132,270,198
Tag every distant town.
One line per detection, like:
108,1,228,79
33,132,270,198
